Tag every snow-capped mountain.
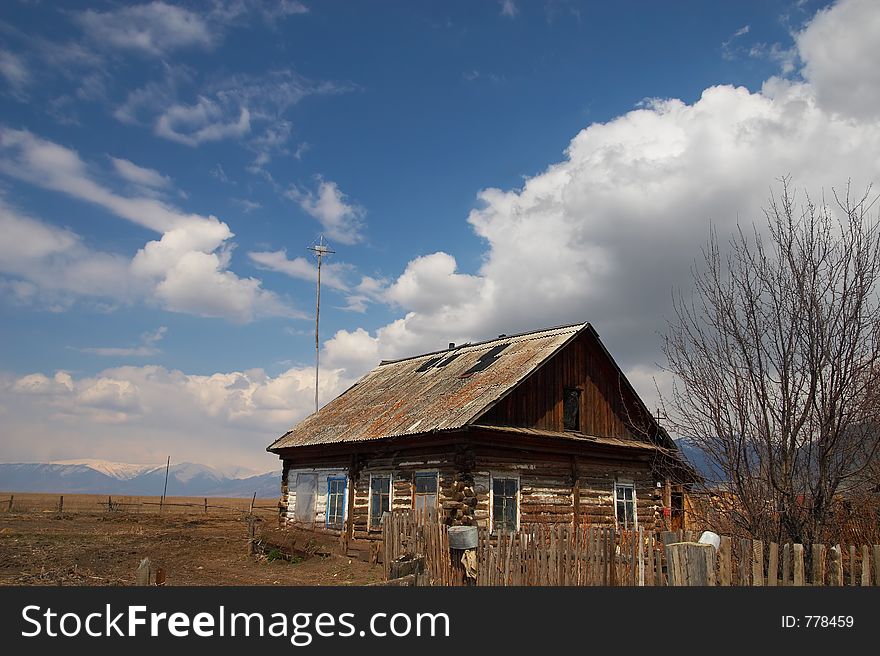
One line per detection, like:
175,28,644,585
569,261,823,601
0,460,280,497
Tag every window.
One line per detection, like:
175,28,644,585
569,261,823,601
614,482,637,529
414,472,438,514
491,476,519,534
326,476,346,530
369,474,391,529
293,473,317,524
563,387,580,431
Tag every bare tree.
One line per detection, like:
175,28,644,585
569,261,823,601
662,177,880,545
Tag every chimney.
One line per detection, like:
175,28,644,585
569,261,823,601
448,342,455,349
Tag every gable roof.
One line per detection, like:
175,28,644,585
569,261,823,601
268,323,589,451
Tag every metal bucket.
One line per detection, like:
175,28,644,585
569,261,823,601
447,525,479,550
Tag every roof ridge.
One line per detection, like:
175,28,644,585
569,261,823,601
378,321,587,366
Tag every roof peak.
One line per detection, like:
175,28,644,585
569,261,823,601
378,321,589,366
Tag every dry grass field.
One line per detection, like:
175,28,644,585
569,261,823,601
0,493,382,586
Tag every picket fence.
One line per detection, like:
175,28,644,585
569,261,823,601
381,510,880,586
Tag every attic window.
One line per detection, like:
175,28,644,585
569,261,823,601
415,356,443,372
563,387,580,431
460,343,510,377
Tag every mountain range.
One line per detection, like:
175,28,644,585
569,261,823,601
0,460,280,498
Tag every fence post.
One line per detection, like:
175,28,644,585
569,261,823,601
136,558,151,586
874,545,880,586
738,538,750,585
718,536,731,586
108,496,112,512
637,526,645,586
204,498,208,514
849,545,856,586
829,545,843,585
782,543,791,586
861,546,870,587
793,544,805,586
7,495,12,512
666,542,716,586
752,540,763,586
58,495,63,514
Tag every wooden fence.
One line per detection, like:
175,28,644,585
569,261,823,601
381,510,880,586
0,493,278,516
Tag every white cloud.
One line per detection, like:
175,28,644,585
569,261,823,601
796,0,880,119
118,68,352,154
500,0,519,18
0,49,28,92
286,178,366,244
320,0,880,414
110,157,172,189
76,2,216,56
77,326,167,357
247,249,349,291
386,252,482,314
156,99,251,146
0,363,347,469
0,128,298,322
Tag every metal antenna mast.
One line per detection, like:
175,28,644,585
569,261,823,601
308,236,334,413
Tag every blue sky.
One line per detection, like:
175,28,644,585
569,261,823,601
2,0,878,471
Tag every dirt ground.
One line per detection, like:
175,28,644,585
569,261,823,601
0,511,383,586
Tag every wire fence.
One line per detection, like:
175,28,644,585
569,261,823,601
0,492,279,516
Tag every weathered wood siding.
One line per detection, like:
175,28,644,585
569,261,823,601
478,330,653,438
279,441,662,538
471,449,660,533
349,449,459,541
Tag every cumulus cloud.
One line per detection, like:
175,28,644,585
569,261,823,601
0,128,297,322
286,178,366,244
0,363,347,469
320,0,880,414
796,0,880,120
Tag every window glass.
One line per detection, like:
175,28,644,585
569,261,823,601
326,477,346,529
563,387,580,430
414,472,438,514
370,475,391,529
614,483,636,528
492,477,518,533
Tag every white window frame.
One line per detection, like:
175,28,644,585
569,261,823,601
325,475,348,530
489,473,520,535
413,470,439,514
613,480,638,529
368,473,393,531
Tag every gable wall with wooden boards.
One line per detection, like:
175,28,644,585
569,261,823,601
477,329,654,440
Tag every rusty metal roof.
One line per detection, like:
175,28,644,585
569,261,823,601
268,323,588,451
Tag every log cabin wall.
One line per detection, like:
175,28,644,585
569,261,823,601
477,330,653,439
280,439,664,538
471,447,661,533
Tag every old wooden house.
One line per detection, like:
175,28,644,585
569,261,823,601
267,323,695,542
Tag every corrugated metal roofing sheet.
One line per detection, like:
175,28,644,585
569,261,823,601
268,323,587,450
